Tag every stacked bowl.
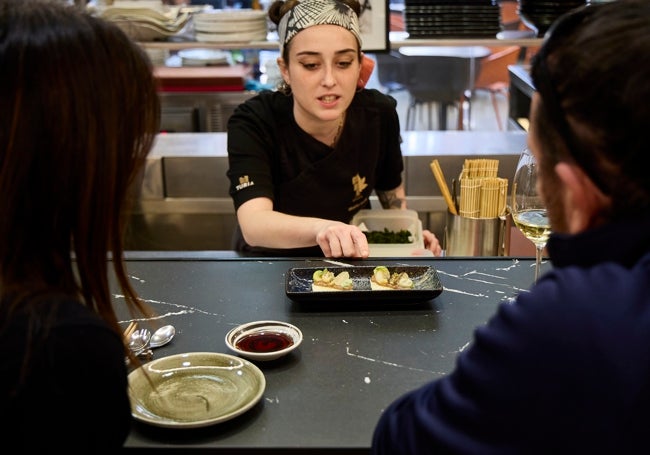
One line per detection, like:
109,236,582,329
517,0,589,37
100,1,191,41
193,9,268,44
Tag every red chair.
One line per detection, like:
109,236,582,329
473,45,521,131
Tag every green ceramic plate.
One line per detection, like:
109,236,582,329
128,352,265,428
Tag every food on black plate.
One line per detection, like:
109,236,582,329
310,266,415,292
370,266,414,290
311,268,354,292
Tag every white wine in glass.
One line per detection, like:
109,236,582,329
510,148,551,282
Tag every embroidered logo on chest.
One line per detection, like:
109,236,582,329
352,174,367,198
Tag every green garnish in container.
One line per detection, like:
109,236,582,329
363,229,413,244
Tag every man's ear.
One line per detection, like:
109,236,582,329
555,162,609,233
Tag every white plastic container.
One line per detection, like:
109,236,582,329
350,209,426,257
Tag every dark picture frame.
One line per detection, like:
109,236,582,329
358,0,390,53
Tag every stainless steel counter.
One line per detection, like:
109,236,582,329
126,131,527,251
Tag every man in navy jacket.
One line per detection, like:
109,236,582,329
372,1,650,453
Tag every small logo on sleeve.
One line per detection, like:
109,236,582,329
236,175,255,191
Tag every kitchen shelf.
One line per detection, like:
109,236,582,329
138,40,280,51
391,37,542,48
137,35,542,51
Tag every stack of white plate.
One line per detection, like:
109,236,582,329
177,48,232,66
193,9,268,43
110,0,166,11
100,2,191,41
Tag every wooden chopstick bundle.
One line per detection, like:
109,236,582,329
497,178,508,217
459,178,481,218
479,177,508,218
460,159,499,179
458,158,508,219
430,159,458,215
432,159,508,219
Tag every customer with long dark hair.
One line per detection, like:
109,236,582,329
0,0,160,451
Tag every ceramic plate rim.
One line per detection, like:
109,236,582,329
225,320,303,361
193,9,267,21
128,352,265,428
195,30,268,43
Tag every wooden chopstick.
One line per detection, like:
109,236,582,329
123,321,138,342
430,159,458,216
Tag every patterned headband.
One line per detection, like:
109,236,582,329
277,0,362,55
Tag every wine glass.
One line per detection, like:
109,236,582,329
510,147,551,282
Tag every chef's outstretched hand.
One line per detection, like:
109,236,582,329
316,222,369,258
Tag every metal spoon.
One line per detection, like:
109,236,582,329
149,325,176,348
128,328,151,355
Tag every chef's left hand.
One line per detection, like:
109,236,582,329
422,230,443,257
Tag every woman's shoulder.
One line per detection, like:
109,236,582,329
236,90,292,114
3,297,117,344
1,297,124,387
229,90,292,132
352,88,398,111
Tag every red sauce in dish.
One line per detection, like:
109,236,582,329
235,331,294,353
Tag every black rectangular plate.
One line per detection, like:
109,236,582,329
285,266,443,304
